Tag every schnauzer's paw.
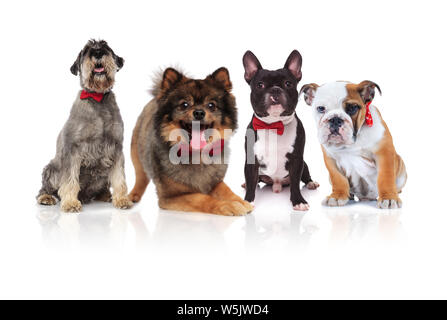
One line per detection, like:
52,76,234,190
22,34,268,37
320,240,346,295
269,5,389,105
377,197,402,209
213,201,251,216
113,196,134,210
306,181,320,190
272,183,282,193
323,196,349,207
293,203,310,211
128,192,142,203
37,194,57,206
61,199,82,213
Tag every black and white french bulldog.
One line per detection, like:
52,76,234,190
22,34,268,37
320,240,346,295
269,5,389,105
242,50,319,211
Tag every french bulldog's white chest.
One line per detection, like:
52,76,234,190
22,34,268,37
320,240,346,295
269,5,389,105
254,116,297,180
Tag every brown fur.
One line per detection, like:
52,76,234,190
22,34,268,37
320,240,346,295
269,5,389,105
129,68,253,216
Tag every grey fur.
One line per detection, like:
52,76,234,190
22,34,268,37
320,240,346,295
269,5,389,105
37,40,132,212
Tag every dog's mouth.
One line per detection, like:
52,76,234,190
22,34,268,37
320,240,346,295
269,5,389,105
93,64,106,76
180,121,214,150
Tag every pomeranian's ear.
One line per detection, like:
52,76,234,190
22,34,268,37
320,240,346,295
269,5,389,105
209,67,232,91
161,68,184,92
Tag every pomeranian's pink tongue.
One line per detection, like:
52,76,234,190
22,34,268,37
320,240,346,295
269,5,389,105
94,67,105,73
190,130,207,150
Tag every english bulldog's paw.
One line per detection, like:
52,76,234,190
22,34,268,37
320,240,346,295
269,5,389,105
377,198,402,209
323,196,349,207
293,203,310,211
37,194,57,206
306,181,320,190
113,196,134,209
213,201,251,216
61,199,82,213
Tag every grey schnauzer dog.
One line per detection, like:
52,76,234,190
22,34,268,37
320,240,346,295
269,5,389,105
37,39,133,212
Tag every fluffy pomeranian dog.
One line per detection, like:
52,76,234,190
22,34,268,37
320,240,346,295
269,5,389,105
128,67,253,216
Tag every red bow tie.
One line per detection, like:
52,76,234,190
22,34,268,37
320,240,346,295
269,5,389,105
80,90,104,102
177,139,225,157
252,116,285,135
365,101,373,127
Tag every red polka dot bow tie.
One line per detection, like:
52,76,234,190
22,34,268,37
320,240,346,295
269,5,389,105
252,116,285,135
80,90,105,102
365,101,373,127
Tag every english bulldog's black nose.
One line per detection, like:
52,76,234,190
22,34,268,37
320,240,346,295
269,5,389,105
329,117,344,133
193,109,206,120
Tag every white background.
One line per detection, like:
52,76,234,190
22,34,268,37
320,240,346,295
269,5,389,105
0,0,446,299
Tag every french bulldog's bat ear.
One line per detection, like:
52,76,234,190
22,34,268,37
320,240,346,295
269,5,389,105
209,67,232,91
243,50,262,83
284,50,303,81
357,80,382,104
70,50,82,76
161,68,184,92
299,83,319,106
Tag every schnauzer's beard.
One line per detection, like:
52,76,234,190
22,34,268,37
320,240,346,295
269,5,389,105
80,55,117,93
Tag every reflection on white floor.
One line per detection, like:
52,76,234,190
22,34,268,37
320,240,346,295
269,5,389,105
35,183,404,253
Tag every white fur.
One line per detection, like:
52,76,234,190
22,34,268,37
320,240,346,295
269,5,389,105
311,82,386,199
254,114,297,181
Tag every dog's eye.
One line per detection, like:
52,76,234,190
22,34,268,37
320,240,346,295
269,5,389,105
285,80,292,88
346,104,360,116
256,82,265,89
207,102,216,111
180,102,189,109
317,106,326,113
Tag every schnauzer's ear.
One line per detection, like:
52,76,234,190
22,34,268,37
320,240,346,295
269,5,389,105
70,51,82,76
209,67,232,91
299,83,319,106
284,50,303,81
357,80,382,104
114,54,124,71
243,50,262,83
161,68,184,92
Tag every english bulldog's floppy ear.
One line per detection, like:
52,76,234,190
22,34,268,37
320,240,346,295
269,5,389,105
70,50,82,76
357,80,382,104
209,67,232,91
284,50,303,81
161,68,184,92
243,50,262,83
299,83,319,106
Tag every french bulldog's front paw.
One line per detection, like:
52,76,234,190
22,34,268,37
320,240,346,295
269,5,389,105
61,199,82,213
306,181,320,190
323,196,349,207
37,194,57,206
113,196,133,209
293,203,310,211
377,197,402,209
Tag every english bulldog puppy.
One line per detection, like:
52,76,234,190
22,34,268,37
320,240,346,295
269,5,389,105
300,81,407,209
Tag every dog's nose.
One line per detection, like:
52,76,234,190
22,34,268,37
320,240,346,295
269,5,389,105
193,109,206,120
91,48,105,59
329,117,344,133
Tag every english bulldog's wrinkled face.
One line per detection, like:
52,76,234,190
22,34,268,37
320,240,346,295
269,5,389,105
300,81,381,146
